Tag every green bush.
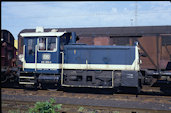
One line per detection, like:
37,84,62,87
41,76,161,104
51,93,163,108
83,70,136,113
29,98,62,113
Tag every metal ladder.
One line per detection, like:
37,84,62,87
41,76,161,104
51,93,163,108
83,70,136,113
19,73,36,85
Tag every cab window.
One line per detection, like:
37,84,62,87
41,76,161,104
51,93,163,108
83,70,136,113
48,38,56,51
28,39,34,54
38,37,56,51
39,37,46,50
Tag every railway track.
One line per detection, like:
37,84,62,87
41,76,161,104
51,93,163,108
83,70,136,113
1,88,171,113
2,100,171,113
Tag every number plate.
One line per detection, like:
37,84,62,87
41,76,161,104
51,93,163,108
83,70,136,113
42,54,51,60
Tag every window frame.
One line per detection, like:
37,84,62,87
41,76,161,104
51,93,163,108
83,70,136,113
38,37,57,52
27,38,34,55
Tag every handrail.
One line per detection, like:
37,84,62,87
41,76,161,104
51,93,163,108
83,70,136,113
60,51,64,85
112,70,114,87
35,45,38,71
23,45,25,71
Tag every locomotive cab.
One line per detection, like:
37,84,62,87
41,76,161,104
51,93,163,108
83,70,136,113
19,27,76,88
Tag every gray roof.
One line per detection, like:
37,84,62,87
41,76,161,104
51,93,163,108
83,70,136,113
18,25,171,37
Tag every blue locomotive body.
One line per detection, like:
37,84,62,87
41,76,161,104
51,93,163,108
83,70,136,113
19,27,141,91
64,45,136,65
62,44,140,88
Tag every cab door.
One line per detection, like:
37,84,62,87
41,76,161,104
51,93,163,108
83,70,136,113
25,37,37,63
36,37,60,73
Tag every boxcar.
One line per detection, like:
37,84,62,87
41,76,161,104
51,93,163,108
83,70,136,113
1,30,18,84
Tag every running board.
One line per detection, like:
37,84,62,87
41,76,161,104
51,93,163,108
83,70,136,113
19,76,35,79
19,82,35,85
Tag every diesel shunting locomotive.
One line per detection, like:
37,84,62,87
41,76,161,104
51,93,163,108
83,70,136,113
17,27,170,92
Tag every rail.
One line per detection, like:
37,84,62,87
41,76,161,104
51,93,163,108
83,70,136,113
2,88,171,112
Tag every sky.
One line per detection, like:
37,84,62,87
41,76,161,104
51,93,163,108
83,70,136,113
1,1,171,39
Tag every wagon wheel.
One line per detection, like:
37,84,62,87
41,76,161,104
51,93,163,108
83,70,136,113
1,74,9,84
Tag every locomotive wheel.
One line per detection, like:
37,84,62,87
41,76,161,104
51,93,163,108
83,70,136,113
21,84,38,90
41,84,48,90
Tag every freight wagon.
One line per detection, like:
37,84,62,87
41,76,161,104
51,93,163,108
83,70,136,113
1,30,18,84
